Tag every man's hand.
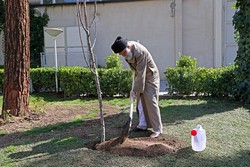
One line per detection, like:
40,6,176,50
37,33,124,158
130,90,136,100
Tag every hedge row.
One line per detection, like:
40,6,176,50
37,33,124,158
165,58,236,97
0,59,237,98
0,67,132,97
59,67,132,97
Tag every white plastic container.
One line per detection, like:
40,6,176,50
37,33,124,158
191,124,206,151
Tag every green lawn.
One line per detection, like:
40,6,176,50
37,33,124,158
0,94,249,167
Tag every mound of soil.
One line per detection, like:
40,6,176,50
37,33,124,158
96,136,183,157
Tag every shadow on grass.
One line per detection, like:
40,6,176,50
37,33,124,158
11,146,250,167
159,96,248,125
0,112,129,159
173,148,250,167
0,96,249,166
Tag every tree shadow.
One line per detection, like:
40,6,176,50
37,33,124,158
159,96,248,125
172,149,250,167
0,112,130,159
11,145,250,167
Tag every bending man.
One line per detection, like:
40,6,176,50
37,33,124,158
111,36,163,138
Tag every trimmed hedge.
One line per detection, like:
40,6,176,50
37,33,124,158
30,67,56,92
193,66,236,97
165,55,236,97
164,67,195,95
0,59,237,99
99,68,131,97
0,67,132,97
30,67,132,97
59,67,96,97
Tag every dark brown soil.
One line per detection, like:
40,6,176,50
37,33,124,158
96,136,183,157
0,103,185,157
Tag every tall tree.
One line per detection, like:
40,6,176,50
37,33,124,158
2,0,30,118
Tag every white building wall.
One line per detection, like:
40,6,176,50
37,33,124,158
182,0,214,67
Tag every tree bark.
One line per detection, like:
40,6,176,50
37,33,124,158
2,0,30,117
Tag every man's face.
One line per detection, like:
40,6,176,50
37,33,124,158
119,47,132,58
119,47,132,59
119,48,128,57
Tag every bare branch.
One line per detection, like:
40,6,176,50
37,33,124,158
89,0,97,28
77,20,91,69
83,1,89,29
91,22,97,50
76,0,93,72
76,1,88,32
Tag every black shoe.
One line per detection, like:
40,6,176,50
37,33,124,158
132,127,147,132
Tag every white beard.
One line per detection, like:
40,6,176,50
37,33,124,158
126,48,133,60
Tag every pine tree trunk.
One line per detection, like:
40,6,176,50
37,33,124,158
2,0,30,117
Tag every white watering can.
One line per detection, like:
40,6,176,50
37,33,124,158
190,124,206,151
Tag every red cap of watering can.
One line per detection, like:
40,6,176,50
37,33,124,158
191,129,197,136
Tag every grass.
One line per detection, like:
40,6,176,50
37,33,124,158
0,94,250,167
23,120,85,136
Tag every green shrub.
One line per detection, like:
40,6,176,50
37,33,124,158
194,67,212,96
99,68,131,97
105,52,123,69
59,66,131,97
165,54,236,97
165,54,197,95
165,67,195,95
212,66,236,97
194,66,235,97
176,53,197,69
59,66,96,97
30,67,56,92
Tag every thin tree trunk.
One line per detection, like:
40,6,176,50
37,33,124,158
76,0,105,142
87,32,105,142
2,0,30,118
